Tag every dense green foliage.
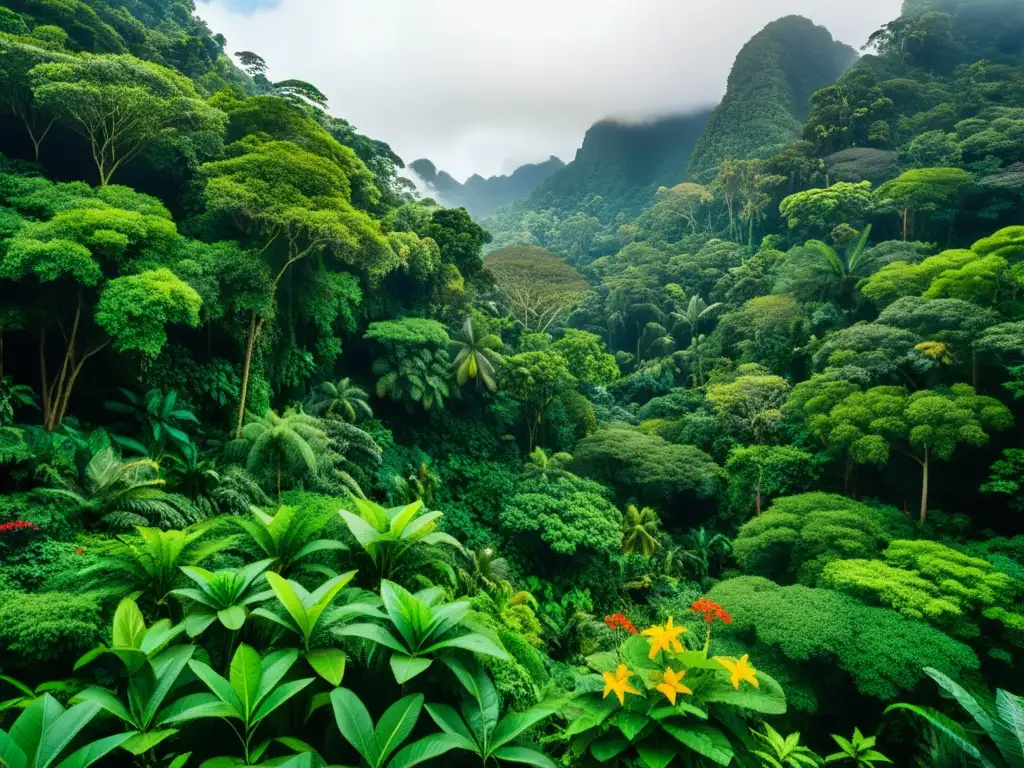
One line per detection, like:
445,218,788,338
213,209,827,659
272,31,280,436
1,0,1023,765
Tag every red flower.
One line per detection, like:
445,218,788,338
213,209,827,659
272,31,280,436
604,612,639,634
75,547,85,555
0,520,40,535
692,598,732,625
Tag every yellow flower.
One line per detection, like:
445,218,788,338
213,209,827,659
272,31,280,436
714,654,759,690
602,664,641,706
642,616,687,659
655,667,692,705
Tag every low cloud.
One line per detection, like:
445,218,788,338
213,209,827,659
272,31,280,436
197,0,902,180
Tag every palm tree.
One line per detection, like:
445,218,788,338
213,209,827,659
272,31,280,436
523,447,574,482
234,408,325,499
801,224,875,307
305,378,373,423
671,294,722,343
451,317,503,392
40,447,200,530
665,527,732,580
622,504,662,556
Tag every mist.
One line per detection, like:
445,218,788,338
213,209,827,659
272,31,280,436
197,0,903,180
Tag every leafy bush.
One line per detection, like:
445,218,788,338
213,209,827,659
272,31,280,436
733,493,913,585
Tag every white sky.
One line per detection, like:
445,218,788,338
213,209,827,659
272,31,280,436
196,0,903,181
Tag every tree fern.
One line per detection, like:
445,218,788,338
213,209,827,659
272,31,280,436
235,408,325,499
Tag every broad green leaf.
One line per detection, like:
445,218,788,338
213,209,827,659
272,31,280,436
256,649,299,707
444,658,499,746
338,511,381,559
217,605,247,631
379,581,421,650
53,732,133,768
615,711,648,741
388,502,423,537
292,540,347,562
648,703,708,721
0,730,27,768
72,688,133,725
120,730,178,756
659,722,734,766
423,632,509,660
490,707,556,752
374,694,423,766
307,648,346,686
143,645,196,726
390,655,433,685
387,733,467,768
306,571,357,627
251,607,300,635
697,668,786,715
883,704,982,760
229,644,262,720
71,647,107,672
423,704,476,746
183,612,217,638
634,741,676,768
619,635,662,674
333,624,407,654
187,661,241,712
154,694,235,726
489,746,558,768
421,601,471,646
112,600,147,651
36,699,103,768
167,752,191,768
330,688,380,767
590,738,630,762
251,679,313,726
266,573,312,640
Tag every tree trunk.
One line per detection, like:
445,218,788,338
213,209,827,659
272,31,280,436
755,481,762,516
972,346,978,389
235,313,260,439
901,207,909,241
919,447,929,523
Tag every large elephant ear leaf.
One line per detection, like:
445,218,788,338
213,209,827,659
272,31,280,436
330,688,380,767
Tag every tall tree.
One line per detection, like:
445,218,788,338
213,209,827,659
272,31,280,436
820,384,1012,521
31,54,226,185
484,246,589,333
199,137,399,437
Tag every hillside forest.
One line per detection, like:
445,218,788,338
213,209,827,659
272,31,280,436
0,0,1023,767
